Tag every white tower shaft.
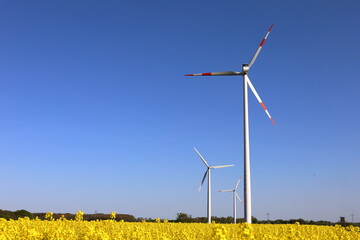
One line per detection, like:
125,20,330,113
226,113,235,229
233,191,237,224
243,74,252,223
207,169,211,223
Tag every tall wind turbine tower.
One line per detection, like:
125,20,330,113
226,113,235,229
186,25,275,223
194,147,234,223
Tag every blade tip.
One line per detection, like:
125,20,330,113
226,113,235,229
184,74,193,76
269,24,274,31
270,118,276,126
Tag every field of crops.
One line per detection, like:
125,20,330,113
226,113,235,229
1,215,360,240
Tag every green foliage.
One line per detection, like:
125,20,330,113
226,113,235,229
0,209,34,220
176,213,191,222
173,213,355,226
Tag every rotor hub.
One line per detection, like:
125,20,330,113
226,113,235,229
242,64,249,73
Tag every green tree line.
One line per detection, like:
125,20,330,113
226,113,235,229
0,209,136,221
174,212,359,226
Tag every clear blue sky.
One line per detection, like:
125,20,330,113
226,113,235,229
1,0,359,222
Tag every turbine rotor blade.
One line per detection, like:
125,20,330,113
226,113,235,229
246,75,276,125
194,147,210,167
185,71,242,76
219,190,233,192
235,177,242,190
248,24,274,69
236,192,243,203
211,164,234,169
199,169,209,192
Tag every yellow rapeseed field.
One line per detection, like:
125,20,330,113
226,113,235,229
0,214,359,240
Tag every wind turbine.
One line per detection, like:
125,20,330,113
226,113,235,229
194,147,234,224
186,25,275,223
219,177,242,224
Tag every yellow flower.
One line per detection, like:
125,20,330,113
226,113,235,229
75,210,84,221
1,216,359,239
45,212,54,221
110,211,116,220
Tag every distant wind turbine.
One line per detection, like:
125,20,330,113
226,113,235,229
186,25,276,223
194,147,234,224
219,177,242,224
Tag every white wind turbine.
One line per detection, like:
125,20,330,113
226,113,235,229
194,147,234,224
219,177,242,224
186,25,275,223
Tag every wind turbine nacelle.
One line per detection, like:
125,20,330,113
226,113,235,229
242,64,249,73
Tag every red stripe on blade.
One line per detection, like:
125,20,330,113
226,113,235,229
184,74,193,76
268,24,274,32
202,73,212,76
260,102,267,110
270,118,276,126
259,39,266,47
